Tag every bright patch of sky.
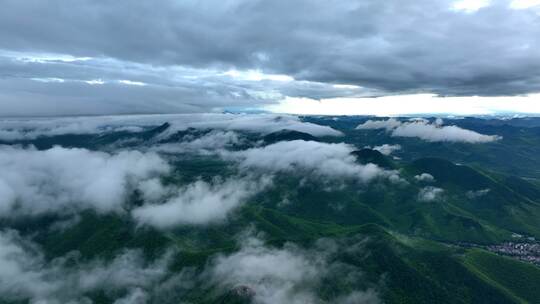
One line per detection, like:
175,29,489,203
451,0,491,12
0,49,93,63
86,79,105,85
265,94,540,116
118,80,147,86
223,70,294,82
332,84,362,90
30,77,65,83
510,0,540,9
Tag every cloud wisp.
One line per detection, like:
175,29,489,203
466,188,491,199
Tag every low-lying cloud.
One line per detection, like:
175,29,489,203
0,113,342,141
371,144,402,156
357,118,403,131
206,234,380,304
357,118,501,143
132,175,272,228
223,140,393,182
1,228,381,304
414,173,435,183
0,145,169,216
0,143,276,227
0,229,173,303
418,186,445,202
466,188,491,199
150,130,244,155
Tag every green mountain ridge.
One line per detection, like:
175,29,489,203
1,117,539,303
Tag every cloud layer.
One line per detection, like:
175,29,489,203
0,113,342,141
357,118,501,143
1,1,540,114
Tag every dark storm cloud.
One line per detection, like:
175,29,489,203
0,0,539,115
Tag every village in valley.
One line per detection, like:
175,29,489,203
486,234,540,266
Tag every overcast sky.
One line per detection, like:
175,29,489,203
1,0,539,116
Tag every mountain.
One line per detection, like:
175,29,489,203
262,129,318,144
0,116,539,303
352,148,396,169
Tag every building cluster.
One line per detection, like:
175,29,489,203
486,242,540,266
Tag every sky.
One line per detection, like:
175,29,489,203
0,0,539,116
